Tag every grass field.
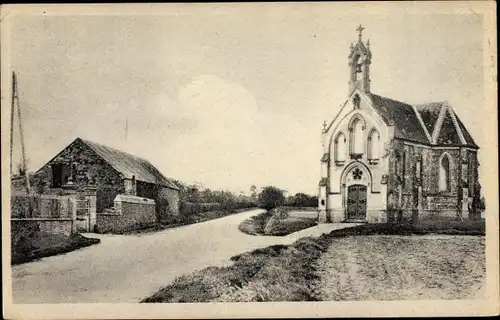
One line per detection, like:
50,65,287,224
143,220,485,302
314,235,485,300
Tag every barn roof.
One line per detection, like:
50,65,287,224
80,139,180,190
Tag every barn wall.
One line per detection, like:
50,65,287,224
157,187,180,221
136,181,180,221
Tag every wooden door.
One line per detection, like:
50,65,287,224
346,185,367,221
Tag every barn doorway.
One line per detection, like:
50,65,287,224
346,184,367,221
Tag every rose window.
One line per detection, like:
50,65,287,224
352,168,363,180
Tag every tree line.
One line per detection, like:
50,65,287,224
172,181,318,213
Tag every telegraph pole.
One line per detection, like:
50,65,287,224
10,72,15,175
13,71,31,194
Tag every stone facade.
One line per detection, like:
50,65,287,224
30,138,124,213
318,27,480,224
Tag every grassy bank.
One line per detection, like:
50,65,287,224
143,219,485,303
238,207,317,236
142,236,329,303
12,232,100,265
122,207,258,235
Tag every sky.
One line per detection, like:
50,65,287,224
8,5,488,195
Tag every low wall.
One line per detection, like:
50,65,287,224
11,218,73,237
11,194,74,219
96,195,156,233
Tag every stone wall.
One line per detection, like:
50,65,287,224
11,194,74,219
389,140,461,215
387,141,480,221
12,218,74,237
158,186,180,218
95,195,156,233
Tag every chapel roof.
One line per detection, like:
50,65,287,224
369,94,430,145
368,94,478,148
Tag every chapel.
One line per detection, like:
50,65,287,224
318,25,481,223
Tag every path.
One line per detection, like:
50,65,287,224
12,209,358,303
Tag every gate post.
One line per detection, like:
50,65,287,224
70,194,78,234
84,186,97,232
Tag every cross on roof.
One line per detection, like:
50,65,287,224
356,24,365,40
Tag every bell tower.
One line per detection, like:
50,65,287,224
348,24,372,94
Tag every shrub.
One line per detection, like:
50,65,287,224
285,193,318,207
258,186,285,210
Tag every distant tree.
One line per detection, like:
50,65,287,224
200,188,212,202
250,185,258,200
258,186,285,210
284,192,318,207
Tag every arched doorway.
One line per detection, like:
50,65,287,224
347,184,367,220
340,162,372,222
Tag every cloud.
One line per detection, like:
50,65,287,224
152,74,323,194
162,75,262,190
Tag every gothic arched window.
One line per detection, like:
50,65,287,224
467,153,475,196
334,132,346,164
350,118,365,155
467,153,474,182
415,154,423,183
367,128,380,162
402,150,408,188
439,154,452,192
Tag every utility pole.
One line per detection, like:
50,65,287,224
13,71,31,194
10,72,15,176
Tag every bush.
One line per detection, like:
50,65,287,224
285,193,318,207
258,186,285,210
238,212,269,235
239,207,316,236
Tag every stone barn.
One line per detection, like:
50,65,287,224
30,137,180,222
318,26,481,223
